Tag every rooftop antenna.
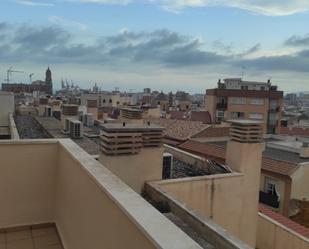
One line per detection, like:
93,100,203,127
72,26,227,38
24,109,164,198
241,66,246,79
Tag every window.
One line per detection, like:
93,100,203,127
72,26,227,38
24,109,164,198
103,99,106,103
270,100,278,109
250,98,264,105
249,113,263,120
265,177,277,195
231,112,245,119
109,99,112,103
216,110,225,118
241,86,248,90
230,97,246,105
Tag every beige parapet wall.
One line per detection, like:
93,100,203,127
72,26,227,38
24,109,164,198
0,139,202,249
257,213,309,249
146,179,252,249
9,114,20,139
148,173,261,248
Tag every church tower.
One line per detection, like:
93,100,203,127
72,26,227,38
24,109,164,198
45,66,53,95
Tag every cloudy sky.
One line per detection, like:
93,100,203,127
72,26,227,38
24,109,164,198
1,0,309,93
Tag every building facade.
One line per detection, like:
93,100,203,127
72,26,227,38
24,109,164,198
205,78,283,133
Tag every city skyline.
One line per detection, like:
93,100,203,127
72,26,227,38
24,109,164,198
1,0,309,93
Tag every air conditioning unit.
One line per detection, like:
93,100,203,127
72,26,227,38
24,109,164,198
83,113,94,127
65,119,70,133
162,153,173,179
69,119,83,138
64,118,83,138
44,106,52,117
78,111,84,122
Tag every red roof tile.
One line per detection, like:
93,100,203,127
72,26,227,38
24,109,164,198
190,111,212,124
192,126,230,138
259,204,309,238
177,140,299,176
164,120,208,141
170,111,187,120
262,157,299,176
146,118,208,141
178,140,226,162
279,127,309,137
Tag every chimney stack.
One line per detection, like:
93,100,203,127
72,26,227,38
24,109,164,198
225,120,263,247
299,139,309,158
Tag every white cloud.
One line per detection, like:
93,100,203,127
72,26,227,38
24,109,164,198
48,15,88,31
64,0,309,16
16,0,54,7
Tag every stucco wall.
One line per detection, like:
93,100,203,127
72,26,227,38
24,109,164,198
99,147,164,193
291,164,309,200
156,173,250,244
0,92,14,126
0,141,58,228
55,142,157,249
0,139,202,249
256,213,309,249
9,114,20,139
227,98,269,133
205,95,217,122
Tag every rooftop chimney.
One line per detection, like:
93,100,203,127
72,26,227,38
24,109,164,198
99,123,164,193
225,119,263,247
299,138,309,158
229,120,263,144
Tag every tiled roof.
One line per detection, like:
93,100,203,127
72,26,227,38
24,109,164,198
179,140,226,161
192,126,230,138
146,118,208,141
259,204,309,238
165,120,209,141
262,157,299,176
190,111,212,124
170,111,187,120
177,140,299,176
146,118,176,128
279,127,309,137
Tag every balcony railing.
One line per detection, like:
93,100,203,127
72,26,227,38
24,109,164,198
259,191,280,208
216,103,228,109
269,107,280,112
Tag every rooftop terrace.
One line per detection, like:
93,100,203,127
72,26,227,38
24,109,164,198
0,139,202,249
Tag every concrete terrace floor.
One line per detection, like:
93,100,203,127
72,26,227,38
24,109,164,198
0,224,63,249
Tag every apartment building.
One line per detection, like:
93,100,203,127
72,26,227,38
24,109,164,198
205,78,283,133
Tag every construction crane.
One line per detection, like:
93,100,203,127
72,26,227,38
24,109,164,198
6,67,24,84
29,73,34,84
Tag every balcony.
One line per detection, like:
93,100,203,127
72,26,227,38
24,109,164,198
0,139,201,249
259,191,280,209
216,103,228,109
269,107,280,113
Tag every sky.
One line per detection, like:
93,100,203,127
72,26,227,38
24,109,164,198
1,0,309,93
